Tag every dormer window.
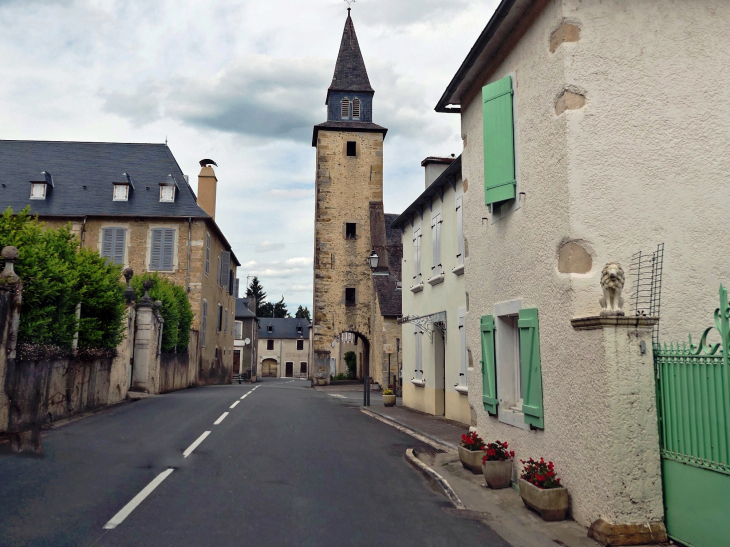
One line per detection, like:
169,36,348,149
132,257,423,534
159,174,178,203
267,325,273,333
341,98,350,119
297,325,302,334
113,172,134,202
29,171,53,200
352,98,361,119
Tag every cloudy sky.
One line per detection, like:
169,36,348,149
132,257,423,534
0,0,499,311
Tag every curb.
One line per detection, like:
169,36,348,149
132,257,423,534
360,408,458,452
405,448,465,509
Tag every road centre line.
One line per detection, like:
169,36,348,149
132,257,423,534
103,468,175,529
183,431,211,458
230,401,240,409
240,393,248,400
214,412,229,425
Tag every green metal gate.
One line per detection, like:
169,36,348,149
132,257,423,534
654,286,730,547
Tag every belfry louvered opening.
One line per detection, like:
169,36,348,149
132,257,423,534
341,98,350,119
352,98,361,119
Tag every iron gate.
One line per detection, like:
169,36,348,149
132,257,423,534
654,286,730,547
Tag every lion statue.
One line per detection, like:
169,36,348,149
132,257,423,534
599,262,625,315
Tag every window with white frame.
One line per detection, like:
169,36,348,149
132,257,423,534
414,326,423,381
431,212,442,277
159,185,175,203
202,300,208,348
101,227,126,265
412,227,422,285
297,340,304,351
458,308,467,387
455,195,464,268
113,184,129,201
30,182,46,200
205,234,210,276
267,340,274,351
234,321,243,340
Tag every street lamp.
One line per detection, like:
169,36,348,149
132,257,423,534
367,250,379,270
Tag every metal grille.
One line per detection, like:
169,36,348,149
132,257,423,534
629,243,664,344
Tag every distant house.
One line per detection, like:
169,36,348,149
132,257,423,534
391,156,468,424
0,140,239,385
234,297,258,381
257,318,312,379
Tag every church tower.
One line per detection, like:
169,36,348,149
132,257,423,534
312,9,389,382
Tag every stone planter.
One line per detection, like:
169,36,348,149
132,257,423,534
315,378,327,386
481,459,512,489
383,394,396,407
457,446,487,474
518,478,569,521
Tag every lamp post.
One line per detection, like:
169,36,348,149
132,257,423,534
365,250,379,407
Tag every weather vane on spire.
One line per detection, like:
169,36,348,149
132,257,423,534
344,0,355,11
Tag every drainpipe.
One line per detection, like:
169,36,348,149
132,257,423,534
80,216,87,248
186,217,192,293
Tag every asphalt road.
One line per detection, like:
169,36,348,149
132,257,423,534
0,378,511,547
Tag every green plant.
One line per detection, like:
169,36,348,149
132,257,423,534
383,388,394,395
0,207,126,351
131,272,194,353
482,440,515,463
520,458,561,489
344,351,357,379
333,372,348,381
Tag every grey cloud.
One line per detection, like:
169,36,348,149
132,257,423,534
354,0,470,26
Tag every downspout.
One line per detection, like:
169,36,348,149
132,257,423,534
80,216,88,248
186,217,192,292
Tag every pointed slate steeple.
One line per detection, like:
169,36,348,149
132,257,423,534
327,10,373,103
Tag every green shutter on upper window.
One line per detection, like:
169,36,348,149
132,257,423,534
482,75,516,206
480,315,498,415
518,308,544,429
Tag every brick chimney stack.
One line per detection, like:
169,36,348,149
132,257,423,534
197,159,218,219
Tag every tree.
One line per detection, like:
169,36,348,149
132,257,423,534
258,296,288,318
246,276,266,317
344,351,357,380
295,305,311,321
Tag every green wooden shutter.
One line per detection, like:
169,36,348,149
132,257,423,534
519,308,544,429
482,75,516,206
480,315,498,415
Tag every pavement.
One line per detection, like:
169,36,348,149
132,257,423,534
0,377,511,547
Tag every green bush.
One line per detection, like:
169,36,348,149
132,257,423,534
0,207,127,350
344,351,357,380
131,272,194,353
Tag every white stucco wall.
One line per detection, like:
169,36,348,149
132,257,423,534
456,0,730,528
401,177,470,424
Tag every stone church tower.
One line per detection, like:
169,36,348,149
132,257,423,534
311,10,391,383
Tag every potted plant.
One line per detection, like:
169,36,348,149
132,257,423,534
481,440,514,489
458,431,487,473
518,458,569,521
382,388,396,407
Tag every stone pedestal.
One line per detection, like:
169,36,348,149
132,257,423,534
571,315,667,545
131,288,162,395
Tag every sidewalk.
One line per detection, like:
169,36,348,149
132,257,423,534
363,403,467,449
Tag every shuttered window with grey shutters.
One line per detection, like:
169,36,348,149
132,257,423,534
149,228,175,271
221,251,230,293
202,300,207,347
101,227,126,265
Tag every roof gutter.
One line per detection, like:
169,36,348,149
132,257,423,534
434,0,518,113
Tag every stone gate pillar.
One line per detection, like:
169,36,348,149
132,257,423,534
0,246,22,433
131,280,155,393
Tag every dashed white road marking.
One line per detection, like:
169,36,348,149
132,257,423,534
214,412,229,425
329,394,347,399
103,468,175,529
230,401,240,409
183,431,211,458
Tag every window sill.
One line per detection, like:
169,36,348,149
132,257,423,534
452,264,464,276
410,283,424,294
410,378,426,387
455,385,468,395
427,274,445,286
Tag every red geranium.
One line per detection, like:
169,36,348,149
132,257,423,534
520,457,562,489
460,431,486,451
481,440,515,463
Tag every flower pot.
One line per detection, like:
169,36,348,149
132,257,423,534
457,446,487,474
481,459,512,489
383,394,396,407
518,478,569,521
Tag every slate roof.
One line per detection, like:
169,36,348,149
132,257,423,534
327,11,373,102
374,274,402,317
384,213,402,281
258,317,312,340
235,298,256,320
0,140,240,265
312,121,388,147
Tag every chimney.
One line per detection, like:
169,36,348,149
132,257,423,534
197,159,218,219
421,156,455,189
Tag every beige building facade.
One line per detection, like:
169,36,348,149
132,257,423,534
392,157,469,424
257,318,312,379
435,0,730,539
